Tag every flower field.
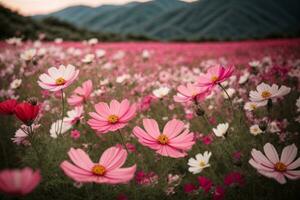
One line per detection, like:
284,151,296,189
0,38,300,200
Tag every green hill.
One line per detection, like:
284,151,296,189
34,0,300,41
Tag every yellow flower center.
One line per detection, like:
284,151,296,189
252,128,258,132
55,77,66,85
107,115,119,124
261,91,271,99
91,164,106,176
211,76,218,82
275,162,287,172
250,104,257,110
199,161,206,167
157,134,169,144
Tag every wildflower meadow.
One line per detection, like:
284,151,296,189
0,39,300,200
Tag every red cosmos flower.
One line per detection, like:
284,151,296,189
183,183,197,193
224,172,245,187
213,186,225,200
198,176,213,193
0,99,17,115
14,102,39,126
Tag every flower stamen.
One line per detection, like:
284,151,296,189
261,91,271,99
107,115,119,124
92,165,106,175
55,77,66,85
211,76,218,82
157,134,169,144
275,162,287,172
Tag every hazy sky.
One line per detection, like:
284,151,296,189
0,0,197,16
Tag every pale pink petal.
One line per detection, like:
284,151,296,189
280,144,297,165
263,143,279,164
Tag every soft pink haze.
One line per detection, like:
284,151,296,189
0,0,197,16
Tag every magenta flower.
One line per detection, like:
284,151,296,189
223,172,245,187
0,168,41,196
197,176,213,193
38,64,79,92
70,130,81,140
213,186,225,200
88,99,136,134
60,146,136,184
197,65,234,90
67,80,93,106
249,143,300,184
174,83,208,103
183,183,197,193
133,119,195,158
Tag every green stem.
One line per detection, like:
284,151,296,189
59,89,65,135
28,126,43,168
218,83,234,113
118,130,129,154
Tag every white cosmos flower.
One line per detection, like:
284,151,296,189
142,50,150,59
249,60,261,68
213,123,229,138
239,72,250,84
249,83,291,104
10,79,22,89
250,125,263,136
116,74,130,83
96,49,106,58
188,151,212,174
222,88,235,99
50,119,72,138
153,87,170,98
268,121,280,133
244,101,265,111
20,49,36,61
64,106,84,125
87,38,98,45
296,97,300,112
54,38,63,44
113,51,125,60
81,54,95,64
6,37,22,46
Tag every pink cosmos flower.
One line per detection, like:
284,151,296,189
38,64,79,92
197,65,234,90
133,119,195,158
67,80,93,106
249,143,300,184
0,168,41,196
88,99,136,134
60,146,136,184
174,83,208,103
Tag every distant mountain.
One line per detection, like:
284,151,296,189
31,0,300,41
0,4,124,41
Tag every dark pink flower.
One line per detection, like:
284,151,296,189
70,130,81,140
183,183,197,193
197,176,213,193
224,172,245,187
213,186,225,200
0,99,17,115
